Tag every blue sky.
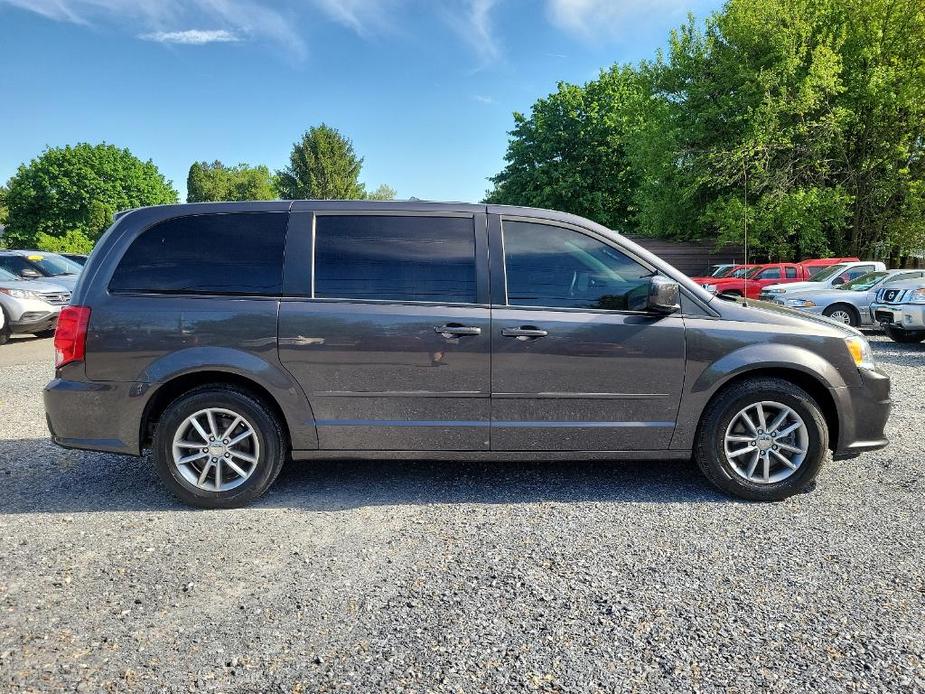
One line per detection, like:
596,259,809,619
0,0,722,203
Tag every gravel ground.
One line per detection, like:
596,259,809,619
0,334,923,693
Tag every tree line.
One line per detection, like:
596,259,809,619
1,124,394,253
3,0,923,260
486,0,925,260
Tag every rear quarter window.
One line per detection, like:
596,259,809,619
109,212,288,295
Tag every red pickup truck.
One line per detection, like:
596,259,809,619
700,258,858,299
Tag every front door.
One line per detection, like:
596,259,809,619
278,209,491,451
488,217,686,451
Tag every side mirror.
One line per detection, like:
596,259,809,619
832,276,845,286
20,268,41,279
647,276,680,314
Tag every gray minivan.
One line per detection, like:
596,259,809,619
44,201,891,507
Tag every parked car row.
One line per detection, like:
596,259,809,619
693,257,925,343
0,250,81,345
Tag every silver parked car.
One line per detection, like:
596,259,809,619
772,269,925,327
0,267,71,343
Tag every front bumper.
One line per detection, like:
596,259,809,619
830,366,891,460
869,302,925,330
11,310,59,334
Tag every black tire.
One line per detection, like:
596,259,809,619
0,307,11,346
33,329,56,339
152,386,286,509
883,325,925,343
694,377,828,501
823,303,859,327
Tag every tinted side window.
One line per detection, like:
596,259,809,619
759,268,781,279
503,221,651,310
842,265,874,281
785,266,798,278
110,213,287,295
314,215,477,303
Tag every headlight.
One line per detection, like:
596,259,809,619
909,288,925,304
845,336,876,370
0,288,39,300
785,298,816,308
702,284,718,294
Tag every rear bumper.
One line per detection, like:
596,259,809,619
831,367,891,460
44,374,147,455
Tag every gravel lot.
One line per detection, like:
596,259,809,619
1,334,923,693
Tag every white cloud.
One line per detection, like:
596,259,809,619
546,0,696,39
0,0,506,62
139,28,241,44
441,0,501,66
310,0,397,36
0,0,305,57
472,94,495,104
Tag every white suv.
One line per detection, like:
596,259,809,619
0,267,71,344
870,278,925,343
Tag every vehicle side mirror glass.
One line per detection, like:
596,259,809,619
20,268,41,279
646,276,680,313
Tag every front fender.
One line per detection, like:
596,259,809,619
670,325,853,451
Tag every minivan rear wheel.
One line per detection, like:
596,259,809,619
694,378,828,501
153,386,285,509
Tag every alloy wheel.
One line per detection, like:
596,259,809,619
723,401,808,484
171,407,260,492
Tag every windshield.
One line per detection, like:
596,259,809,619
808,263,847,282
25,253,81,276
840,271,887,291
744,266,765,279
0,267,21,281
724,266,752,278
711,265,733,277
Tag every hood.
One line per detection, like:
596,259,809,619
0,277,71,293
34,274,78,291
702,276,743,287
714,295,860,338
762,280,822,294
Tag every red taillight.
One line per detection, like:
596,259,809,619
54,306,91,368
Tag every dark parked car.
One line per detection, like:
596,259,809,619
44,201,891,507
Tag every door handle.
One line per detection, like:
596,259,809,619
434,324,482,338
501,326,549,340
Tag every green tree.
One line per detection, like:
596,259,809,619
4,143,177,249
0,184,9,228
186,161,277,202
366,183,397,201
485,65,646,230
634,0,925,258
34,229,95,255
276,124,367,200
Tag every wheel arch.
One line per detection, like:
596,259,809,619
823,302,860,325
692,367,839,454
141,369,314,451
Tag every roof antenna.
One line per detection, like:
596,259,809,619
743,153,749,305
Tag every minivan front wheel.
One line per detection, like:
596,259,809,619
695,378,828,501
153,386,285,508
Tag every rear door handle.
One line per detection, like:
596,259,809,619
435,324,482,338
501,326,549,340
